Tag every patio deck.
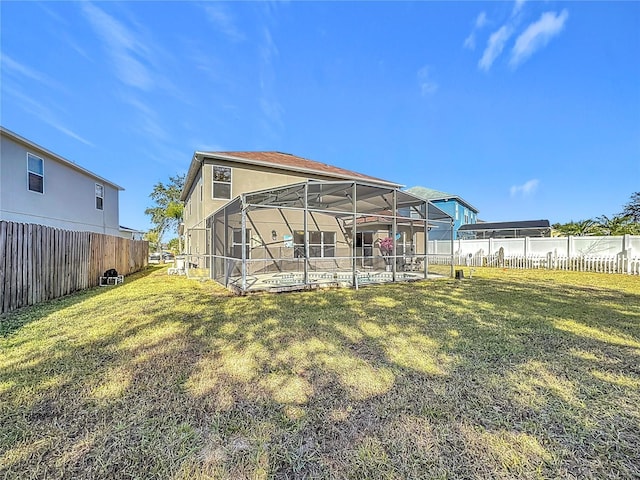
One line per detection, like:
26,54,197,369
225,269,444,293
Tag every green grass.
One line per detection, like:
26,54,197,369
1,266,639,479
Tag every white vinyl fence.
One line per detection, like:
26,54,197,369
428,235,640,275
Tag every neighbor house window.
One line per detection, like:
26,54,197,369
95,184,104,210
212,165,231,199
464,210,469,224
455,203,459,220
27,153,44,193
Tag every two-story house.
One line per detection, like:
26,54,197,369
180,151,453,291
406,186,478,240
181,151,404,255
1,127,123,236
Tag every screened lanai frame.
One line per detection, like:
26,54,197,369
200,180,454,293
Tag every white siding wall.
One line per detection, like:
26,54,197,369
0,134,121,235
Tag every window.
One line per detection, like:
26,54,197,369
455,203,459,220
27,153,44,193
231,228,250,259
464,209,469,224
212,165,231,199
95,184,104,210
294,231,336,258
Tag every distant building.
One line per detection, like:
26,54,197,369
406,186,479,240
119,226,145,240
458,220,551,239
1,126,124,236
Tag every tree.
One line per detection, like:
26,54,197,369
144,229,161,252
166,237,180,253
595,214,640,236
145,174,185,251
553,192,640,237
552,219,598,237
621,192,640,222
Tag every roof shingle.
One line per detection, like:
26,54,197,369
201,151,399,187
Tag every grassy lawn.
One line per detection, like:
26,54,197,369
1,267,639,479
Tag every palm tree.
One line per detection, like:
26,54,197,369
595,215,640,235
144,229,161,252
553,219,598,236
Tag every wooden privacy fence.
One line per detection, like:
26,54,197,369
0,221,148,314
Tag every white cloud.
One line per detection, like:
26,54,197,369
81,3,153,89
464,33,476,50
510,10,569,68
258,27,283,134
476,11,488,28
479,26,513,71
510,179,539,197
417,66,438,96
3,86,94,146
463,11,487,50
203,4,245,42
120,94,169,141
512,0,527,17
1,54,65,91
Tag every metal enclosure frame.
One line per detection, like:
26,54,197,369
189,180,453,293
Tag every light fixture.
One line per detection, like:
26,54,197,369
271,230,277,241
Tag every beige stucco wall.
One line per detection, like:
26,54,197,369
182,158,379,229
182,157,431,266
0,133,121,236
183,158,370,255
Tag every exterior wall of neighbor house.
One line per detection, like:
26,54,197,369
429,199,477,240
0,132,121,236
119,229,145,240
183,158,392,255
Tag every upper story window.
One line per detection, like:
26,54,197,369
464,210,469,224
95,184,104,210
455,203,459,220
212,165,231,200
27,153,44,193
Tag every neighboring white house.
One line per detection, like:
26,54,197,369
0,126,123,236
119,225,145,240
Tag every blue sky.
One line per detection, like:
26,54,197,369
2,1,639,232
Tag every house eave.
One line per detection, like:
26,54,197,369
429,196,478,214
200,151,402,186
1,126,125,191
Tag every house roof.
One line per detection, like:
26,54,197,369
458,219,550,231
181,150,401,201
405,186,478,213
119,225,145,233
1,126,124,190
